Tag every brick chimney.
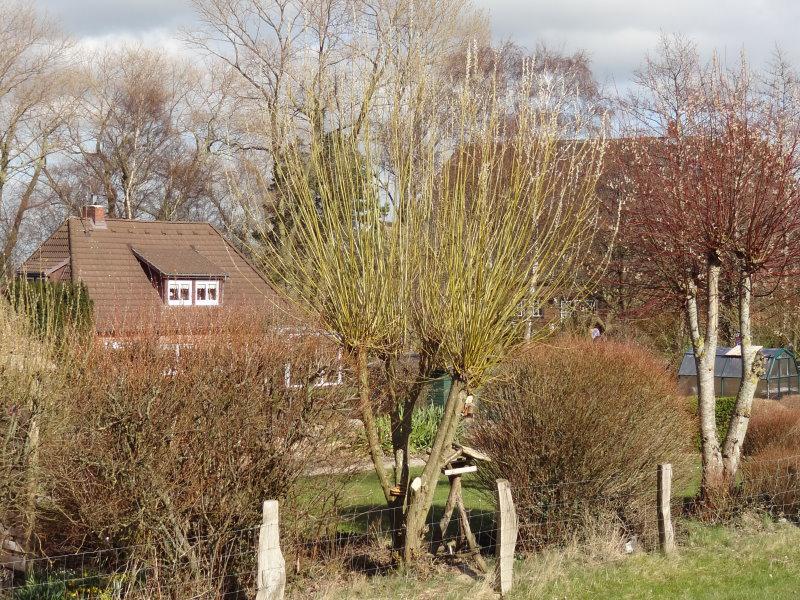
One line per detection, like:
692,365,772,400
81,204,107,229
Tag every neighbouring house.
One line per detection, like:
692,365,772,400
19,205,284,337
677,346,800,399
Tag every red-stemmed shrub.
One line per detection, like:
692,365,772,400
38,315,351,598
741,401,800,518
470,337,695,550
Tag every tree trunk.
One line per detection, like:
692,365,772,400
386,355,418,549
0,145,44,276
686,257,725,501
356,348,392,504
722,273,763,485
403,377,466,562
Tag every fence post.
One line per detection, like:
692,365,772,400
256,500,286,600
495,479,517,596
657,463,675,554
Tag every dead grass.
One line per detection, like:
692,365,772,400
299,515,800,599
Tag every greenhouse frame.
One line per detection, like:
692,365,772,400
678,346,800,399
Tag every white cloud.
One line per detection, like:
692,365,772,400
33,0,800,90
74,27,192,58
476,0,800,88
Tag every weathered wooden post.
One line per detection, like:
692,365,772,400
256,500,286,600
657,463,675,554
495,479,517,596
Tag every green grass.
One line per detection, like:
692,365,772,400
526,518,800,599
310,516,800,599
300,467,493,535
335,467,491,511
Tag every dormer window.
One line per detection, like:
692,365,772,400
194,280,220,305
166,279,220,306
167,280,192,306
132,246,227,308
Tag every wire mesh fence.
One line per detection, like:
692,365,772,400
3,457,800,598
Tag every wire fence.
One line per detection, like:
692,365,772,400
3,456,800,598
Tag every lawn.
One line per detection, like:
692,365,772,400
306,516,800,599
300,467,494,534
334,467,492,511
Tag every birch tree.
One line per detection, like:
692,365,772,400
624,37,800,501
44,47,219,222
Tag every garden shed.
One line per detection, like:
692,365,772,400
677,346,800,399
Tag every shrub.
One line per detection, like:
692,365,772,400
39,321,350,598
5,278,92,337
375,405,458,454
741,446,800,518
469,337,695,550
687,395,737,446
740,401,800,518
742,401,800,457
0,299,76,558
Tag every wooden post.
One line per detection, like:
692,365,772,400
495,479,517,596
657,464,675,554
256,500,286,600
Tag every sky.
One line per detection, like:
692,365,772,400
35,0,800,90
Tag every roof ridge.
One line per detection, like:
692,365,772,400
67,216,215,226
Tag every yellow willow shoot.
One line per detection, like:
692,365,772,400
400,59,608,560
263,131,407,357
410,69,607,390
254,127,412,505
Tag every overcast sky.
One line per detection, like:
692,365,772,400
36,0,800,89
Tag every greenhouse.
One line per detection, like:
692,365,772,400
677,346,800,399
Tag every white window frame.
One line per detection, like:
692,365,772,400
167,280,192,306
280,327,344,389
284,349,344,389
194,280,220,306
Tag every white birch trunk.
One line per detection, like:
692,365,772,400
687,258,725,495
722,273,764,482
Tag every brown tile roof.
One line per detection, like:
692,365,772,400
20,223,71,276
21,217,289,335
131,246,228,278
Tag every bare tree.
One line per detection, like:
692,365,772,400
44,46,223,223
187,0,489,245
624,36,800,501
0,1,74,274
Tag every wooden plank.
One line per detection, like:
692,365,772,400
657,464,675,554
456,444,491,462
443,465,477,477
442,448,463,466
256,500,286,600
495,479,517,596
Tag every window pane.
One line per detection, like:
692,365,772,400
180,284,190,300
196,285,207,301
208,284,218,301
169,284,178,301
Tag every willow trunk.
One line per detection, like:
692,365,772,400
402,377,466,562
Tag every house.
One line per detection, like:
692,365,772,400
19,205,284,337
